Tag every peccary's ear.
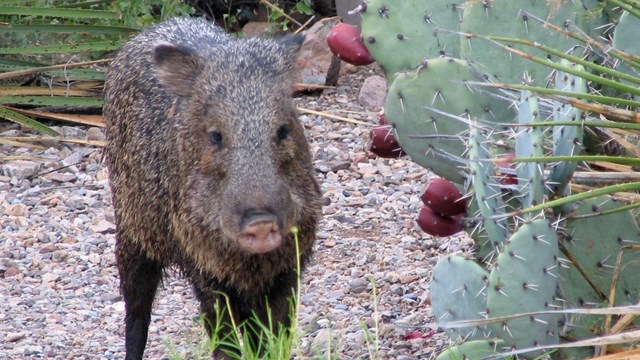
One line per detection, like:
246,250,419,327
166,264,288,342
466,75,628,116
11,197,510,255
153,41,200,97
278,33,305,58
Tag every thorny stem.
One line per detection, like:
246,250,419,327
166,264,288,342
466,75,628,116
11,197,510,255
494,181,640,217
608,0,640,20
466,33,640,86
470,82,640,108
505,155,640,168
519,9,640,66
508,119,640,130
470,34,640,97
600,245,640,356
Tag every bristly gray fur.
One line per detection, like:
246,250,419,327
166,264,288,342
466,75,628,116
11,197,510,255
104,17,322,359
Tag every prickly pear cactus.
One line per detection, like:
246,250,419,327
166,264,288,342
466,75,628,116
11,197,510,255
612,11,640,95
468,127,509,255
431,255,491,341
460,0,587,85
548,60,587,197
384,57,516,184
515,90,544,210
359,0,463,76
553,196,640,357
486,218,561,354
561,196,640,311
436,339,505,360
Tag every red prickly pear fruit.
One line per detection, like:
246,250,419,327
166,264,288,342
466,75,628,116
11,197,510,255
377,112,388,126
369,125,406,158
496,153,517,185
420,178,466,216
327,23,374,66
417,206,464,237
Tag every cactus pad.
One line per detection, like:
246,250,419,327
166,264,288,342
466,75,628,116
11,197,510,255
436,339,505,360
548,60,587,196
486,218,561,354
431,255,491,341
360,0,463,76
385,57,516,184
460,0,587,85
516,90,545,209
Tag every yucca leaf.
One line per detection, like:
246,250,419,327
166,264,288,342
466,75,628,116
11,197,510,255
511,120,640,130
472,82,640,108
0,85,101,97
0,59,109,81
0,40,123,55
0,7,120,19
0,95,103,107
0,105,60,136
511,155,640,168
56,0,114,9
0,24,138,34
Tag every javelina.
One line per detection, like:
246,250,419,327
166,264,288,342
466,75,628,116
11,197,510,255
103,17,322,359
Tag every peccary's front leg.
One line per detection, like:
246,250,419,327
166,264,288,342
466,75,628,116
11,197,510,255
116,241,163,360
193,270,298,358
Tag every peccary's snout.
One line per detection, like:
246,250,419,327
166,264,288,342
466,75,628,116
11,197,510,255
237,210,283,254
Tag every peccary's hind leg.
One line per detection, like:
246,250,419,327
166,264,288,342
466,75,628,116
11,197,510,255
116,242,163,360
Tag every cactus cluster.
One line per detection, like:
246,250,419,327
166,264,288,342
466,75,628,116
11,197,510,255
329,0,640,358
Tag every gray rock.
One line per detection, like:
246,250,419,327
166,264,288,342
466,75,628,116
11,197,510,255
358,75,387,109
0,160,40,179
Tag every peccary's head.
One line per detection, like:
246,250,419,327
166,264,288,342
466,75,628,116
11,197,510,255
153,34,321,257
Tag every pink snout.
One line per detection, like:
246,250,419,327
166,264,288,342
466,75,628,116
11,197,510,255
237,215,283,254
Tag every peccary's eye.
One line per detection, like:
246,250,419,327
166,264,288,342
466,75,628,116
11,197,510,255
209,131,223,146
276,125,290,142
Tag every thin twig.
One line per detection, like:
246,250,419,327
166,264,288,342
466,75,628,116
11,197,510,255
0,59,111,81
259,0,303,27
296,107,371,126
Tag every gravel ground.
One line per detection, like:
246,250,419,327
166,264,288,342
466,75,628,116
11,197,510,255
0,67,474,359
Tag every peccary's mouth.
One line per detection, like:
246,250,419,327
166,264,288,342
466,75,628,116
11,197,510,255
237,219,283,254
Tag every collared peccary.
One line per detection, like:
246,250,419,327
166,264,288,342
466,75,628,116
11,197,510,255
103,17,322,359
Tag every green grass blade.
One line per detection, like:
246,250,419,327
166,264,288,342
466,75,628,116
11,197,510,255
56,0,113,8
0,40,123,54
0,24,138,35
0,58,46,67
0,7,120,19
0,106,60,136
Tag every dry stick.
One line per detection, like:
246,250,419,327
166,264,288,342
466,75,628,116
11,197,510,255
296,106,371,126
294,15,315,34
0,59,111,81
611,307,640,334
0,138,45,150
4,136,105,147
570,183,640,203
294,83,334,91
571,171,640,185
258,0,303,27
600,245,640,356
601,128,640,158
520,10,640,65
